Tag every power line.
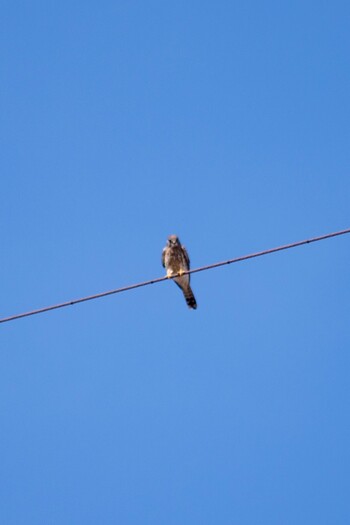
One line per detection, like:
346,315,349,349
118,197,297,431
1,227,349,324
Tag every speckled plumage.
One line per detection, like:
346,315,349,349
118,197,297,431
162,235,197,309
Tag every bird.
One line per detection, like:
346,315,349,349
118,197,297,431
162,235,197,309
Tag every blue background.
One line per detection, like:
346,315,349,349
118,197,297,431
1,1,349,523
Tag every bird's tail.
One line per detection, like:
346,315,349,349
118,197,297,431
183,285,197,309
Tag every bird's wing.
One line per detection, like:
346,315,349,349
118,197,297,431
161,247,166,268
182,245,190,269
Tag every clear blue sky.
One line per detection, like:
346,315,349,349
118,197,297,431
1,1,349,523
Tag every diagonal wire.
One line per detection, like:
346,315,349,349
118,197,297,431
1,227,349,324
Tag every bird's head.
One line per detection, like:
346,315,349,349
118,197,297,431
167,235,180,246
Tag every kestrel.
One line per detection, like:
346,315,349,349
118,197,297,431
162,235,197,309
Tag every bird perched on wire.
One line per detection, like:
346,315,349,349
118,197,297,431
162,235,197,309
